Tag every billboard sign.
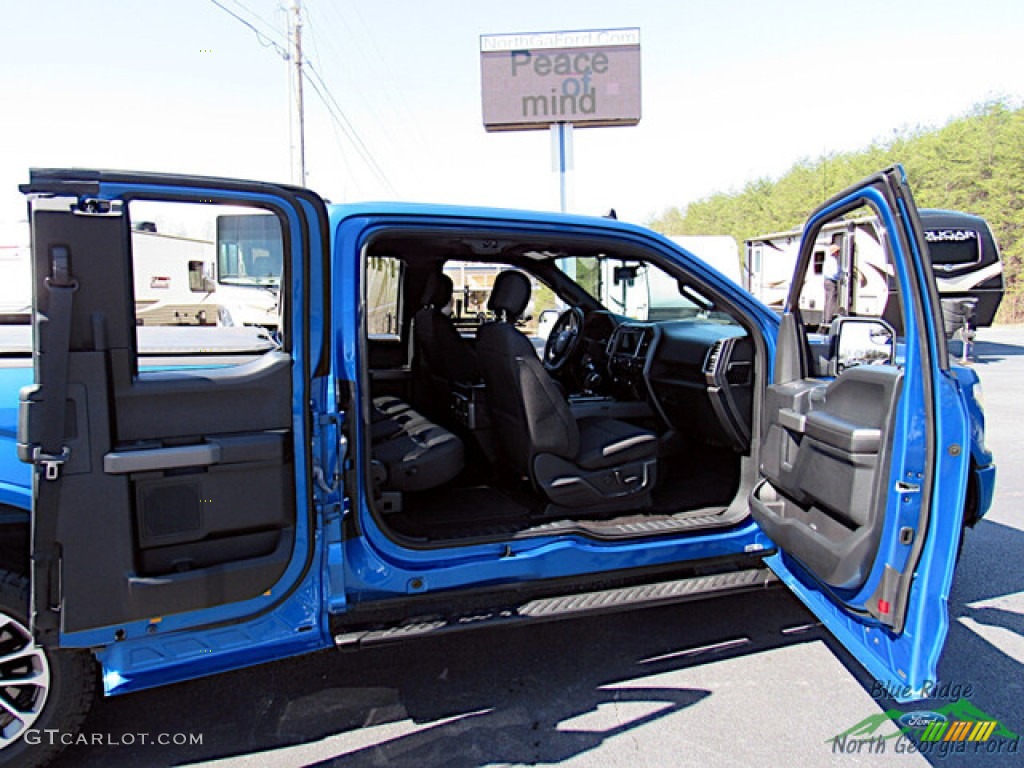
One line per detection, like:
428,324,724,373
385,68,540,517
480,28,641,132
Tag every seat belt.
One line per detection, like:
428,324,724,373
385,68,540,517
30,244,79,639
32,244,77,480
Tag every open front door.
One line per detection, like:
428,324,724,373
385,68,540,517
751,166,970,698
18,169,330,646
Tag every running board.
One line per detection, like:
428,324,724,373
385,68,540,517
334,567,777,649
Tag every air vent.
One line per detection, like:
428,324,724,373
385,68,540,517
636,327,654,358
703,339,724,375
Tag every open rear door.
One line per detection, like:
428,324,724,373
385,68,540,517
751,166,971,698
18,169,330,646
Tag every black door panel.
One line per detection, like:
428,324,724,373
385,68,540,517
30,345,295,633
804,410,881,454
114,351,292,441
21,195,298,637
754,353,903,590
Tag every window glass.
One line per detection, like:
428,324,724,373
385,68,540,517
188,260,214,293
126,200,283,360
555,255,735,324
926,230,981,266
793,204,900,332
217,214,284,286
441,262,548,333
366,256,403,338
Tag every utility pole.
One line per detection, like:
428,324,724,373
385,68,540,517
291,0,306,186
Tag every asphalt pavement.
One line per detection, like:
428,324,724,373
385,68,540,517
49,327,1024,768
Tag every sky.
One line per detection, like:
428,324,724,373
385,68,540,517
1,0,1022,243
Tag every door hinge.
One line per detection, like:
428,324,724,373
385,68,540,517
323,501,345,521
73,198,123,217
318,412,341,427
312,410,346,495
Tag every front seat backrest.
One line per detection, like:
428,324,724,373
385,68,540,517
476,271,578,476
412,271,479,419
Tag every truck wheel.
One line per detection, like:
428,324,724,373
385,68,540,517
0,570,97,768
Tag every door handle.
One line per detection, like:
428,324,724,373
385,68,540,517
104,443,221,474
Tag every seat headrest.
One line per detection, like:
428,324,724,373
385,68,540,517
421,272,454,309
487,270,531,321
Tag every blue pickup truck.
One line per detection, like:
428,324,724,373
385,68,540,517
0,166,994,766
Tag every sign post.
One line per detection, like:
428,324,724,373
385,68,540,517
551,122,574,213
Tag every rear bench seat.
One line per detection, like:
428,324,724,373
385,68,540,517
371,396,464,492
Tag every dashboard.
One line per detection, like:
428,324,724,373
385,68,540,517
600,317,754,452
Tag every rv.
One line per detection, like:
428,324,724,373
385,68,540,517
0,244,31,319
129,212,281,329
743,209,1004,335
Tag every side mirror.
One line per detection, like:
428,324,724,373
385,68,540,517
536,309,560,339
188,260,217,294
831,317,895,375
613,265,639,285
538,309,560,323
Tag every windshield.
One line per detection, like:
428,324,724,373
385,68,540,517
557,255,732,323
217,214,284,287
925,229,981,266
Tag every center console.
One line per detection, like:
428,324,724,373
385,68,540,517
452,381,490,430
451,381,498,465
607,323,657,401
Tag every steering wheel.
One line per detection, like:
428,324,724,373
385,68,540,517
543,307,585,372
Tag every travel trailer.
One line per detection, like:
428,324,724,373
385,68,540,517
744,209,1004,334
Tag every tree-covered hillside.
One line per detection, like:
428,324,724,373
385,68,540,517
649,101,1024,322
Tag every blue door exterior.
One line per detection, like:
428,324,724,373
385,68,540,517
755,166,972,699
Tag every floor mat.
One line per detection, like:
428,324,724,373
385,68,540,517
386,485,537,540
650,445,740,513
384,445,741,542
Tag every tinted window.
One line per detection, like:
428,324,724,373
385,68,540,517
926,230,981,266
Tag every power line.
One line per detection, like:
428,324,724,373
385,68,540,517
208,0,289,60
316,0,426,153
208,0,397,196
302,6,405,196
303,62,398,196
303,5,422,167
226,0,285,43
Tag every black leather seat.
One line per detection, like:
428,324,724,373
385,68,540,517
370,396,464,492
412,271,480,421
370,395,426,443
476,271,658,511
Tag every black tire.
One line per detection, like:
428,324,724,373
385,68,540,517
0,570,97,768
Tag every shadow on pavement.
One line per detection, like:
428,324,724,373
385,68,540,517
52,587,825,767
818,518,1024,767
925,519,1024,766
954,337,1024,365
